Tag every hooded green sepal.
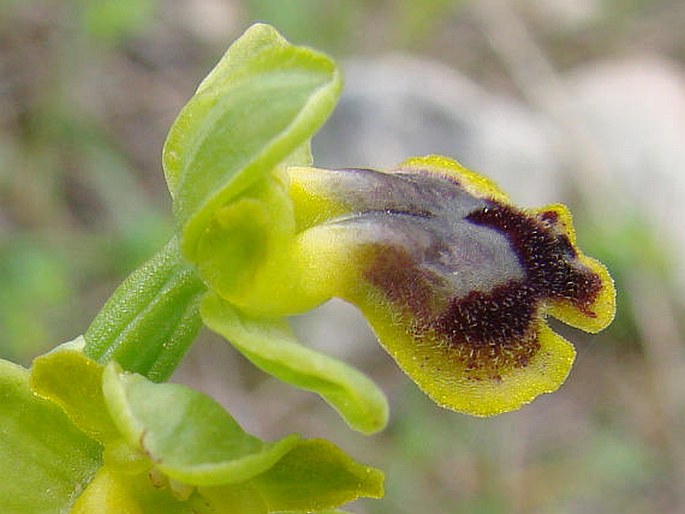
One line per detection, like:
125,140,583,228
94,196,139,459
201,292,389,435
0,358,102,513
162,23,342,262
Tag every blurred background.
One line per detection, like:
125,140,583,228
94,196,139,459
1,0,685,512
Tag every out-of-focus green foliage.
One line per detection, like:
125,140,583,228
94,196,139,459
0,239,72,360
242,0,361,53
80,0,157,44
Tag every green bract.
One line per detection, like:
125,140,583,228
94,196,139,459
0,340,382,512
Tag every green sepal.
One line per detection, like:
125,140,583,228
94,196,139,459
0,359,102,513
198,439,382,513
84,237,206,382
30,337,120,444
162,23,342,261
102,362,301,486
253,439,384,512
200,293,389,435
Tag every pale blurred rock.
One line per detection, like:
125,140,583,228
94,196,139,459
314,56,561,207
292,299,377,360
567,57,685,286
525,0,601,31
173,0,241,45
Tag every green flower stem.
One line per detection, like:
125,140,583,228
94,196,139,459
84,237,206,382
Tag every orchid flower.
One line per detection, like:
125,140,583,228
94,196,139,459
158,23,615,424
197,155,615,418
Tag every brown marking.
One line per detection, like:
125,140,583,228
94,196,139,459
363,245,436,319
465,203,601,313
434,280,541,374
539,209,559,224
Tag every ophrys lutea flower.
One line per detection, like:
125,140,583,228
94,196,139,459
196,155,615,418
161,23,615,427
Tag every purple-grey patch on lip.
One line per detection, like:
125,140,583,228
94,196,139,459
325,207,525,308
313,168,526,312
323,167,486,220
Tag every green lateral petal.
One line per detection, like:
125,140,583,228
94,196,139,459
102,363,300,486
200,293,389,435
0,359,102,513
252,439,384,512
30,338,119,444
162,23,341,261
195,168,308,313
